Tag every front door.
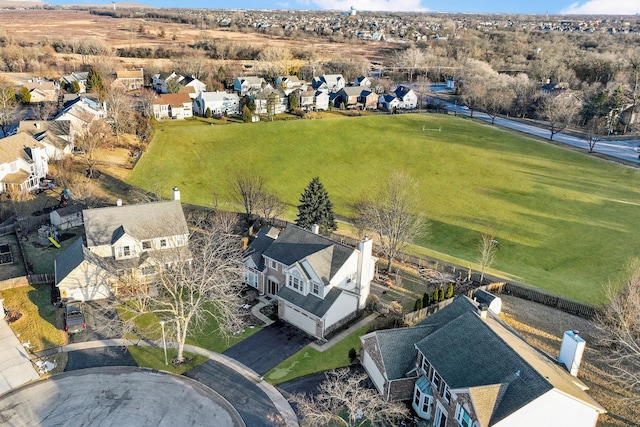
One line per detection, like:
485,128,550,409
267,279,279,295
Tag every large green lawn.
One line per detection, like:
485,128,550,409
129,115,640,304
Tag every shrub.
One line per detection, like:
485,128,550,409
205,107,212,118
413,298,422,311
348,348,358,363
445,283,454,299
422,291,431,307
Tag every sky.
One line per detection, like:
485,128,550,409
34,0,640,15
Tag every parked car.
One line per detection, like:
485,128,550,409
64,302,86,334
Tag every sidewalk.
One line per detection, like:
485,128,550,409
309,312,378,352
0,318,40,395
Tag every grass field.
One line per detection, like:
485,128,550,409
128,114,640,304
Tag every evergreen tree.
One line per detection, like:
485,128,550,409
413,298,422,311
205,107,212,118
19,86,30,104
86,66,105,96
422,291,430,307
242,105,253,123
295,177,337,235
432,287,439,303
445,283,454,299
437,286,445,302
70,80,81,94
288,92,299,111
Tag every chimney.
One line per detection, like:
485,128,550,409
558,330,585,376
172,186,181,201
478,304,488,319
355,235,374,309
35,122,40,129
311,224,320,234
116,198,122,206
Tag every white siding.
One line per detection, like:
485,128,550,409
57,261,112,301
493,389,601,427
324,292,358,329
362,349,385,394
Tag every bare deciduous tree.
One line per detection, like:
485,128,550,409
596,262,640,400
0,77,19,137
539,94,580,141
477,233,499,283
256,191,286,224
228,169,266,220
105,84,132,145
117,214,246,363
292,368,409,427
355,172,427,272
74,119,114,178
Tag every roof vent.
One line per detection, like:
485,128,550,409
311,224,320,234
172,186,181,201
116,199,122,207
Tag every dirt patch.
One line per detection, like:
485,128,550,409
500,295,639,427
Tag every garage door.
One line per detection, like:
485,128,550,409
283,304,317,337
67,284,111,302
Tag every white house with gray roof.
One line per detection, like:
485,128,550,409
360,296,605,427
243,225,375,340
54,199,189,301
194,91,240,116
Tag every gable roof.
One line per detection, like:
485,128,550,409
394,85,415,99
117,69,144,79
153,93,192,106
83,200,188,247
369,296,604,425
0,132,45,164
261,225,354,278
17,120,71,151
54,237,113,284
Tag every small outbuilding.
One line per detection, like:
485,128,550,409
473,288,502,314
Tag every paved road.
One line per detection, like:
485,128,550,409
436,99,640,164
184,360,281,427
223,321,312,376
0,366,244,427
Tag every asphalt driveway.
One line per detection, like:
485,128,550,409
223,321,312,376
184,360,281,427
64,347,136,371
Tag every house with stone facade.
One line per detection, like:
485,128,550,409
243,225,375,340
360,296,605,427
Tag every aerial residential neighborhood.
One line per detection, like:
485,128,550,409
0,4,638,427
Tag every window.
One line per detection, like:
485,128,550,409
142,241,152,250
444,386,451,403
455,405,472,427
435,403,448,427
311,282,320,295
120,246,131,257
433,372,442,393
288,275,302,291
141,266,156,276
422,358,431,376
160,239,167,248
245,272,258,288
270,259,277,269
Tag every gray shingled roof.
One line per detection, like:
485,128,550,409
54,237,113,284
262,225,353,278
277,286,343,318
83,200,187,247
372,325,436,380
243,227,278,270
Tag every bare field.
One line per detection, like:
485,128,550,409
0,9,392,65
500,295,639,427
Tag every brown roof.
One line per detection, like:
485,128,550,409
0,132,45,164
153,93,192,106
117,69,143,79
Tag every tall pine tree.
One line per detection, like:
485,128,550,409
86,66,105,96
296,177,337,235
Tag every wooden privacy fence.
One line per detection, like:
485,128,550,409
403,298,455,326
0,223,15,237
501,282,597,319
28,274,54,286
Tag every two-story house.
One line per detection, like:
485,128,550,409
54,96,107,134
152,71,183,94
114,68,144,91
394,85,419,109
17,120,73,160
312,74,346,93
54,197,189,301
22,79,59,103
152,93,193,120
194,91,240,116
60,72,89,93
243,225,375,340
360,296,606,427
0,132,49,193
234,76,266,97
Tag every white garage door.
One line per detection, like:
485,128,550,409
283,304,318,337
68,284,111,302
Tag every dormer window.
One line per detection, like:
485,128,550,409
311,282,320,296
455,404,472,427
160,239,167,248
142,240,152,250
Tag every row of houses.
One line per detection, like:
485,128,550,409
0,96,106,193
44,188,606,426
